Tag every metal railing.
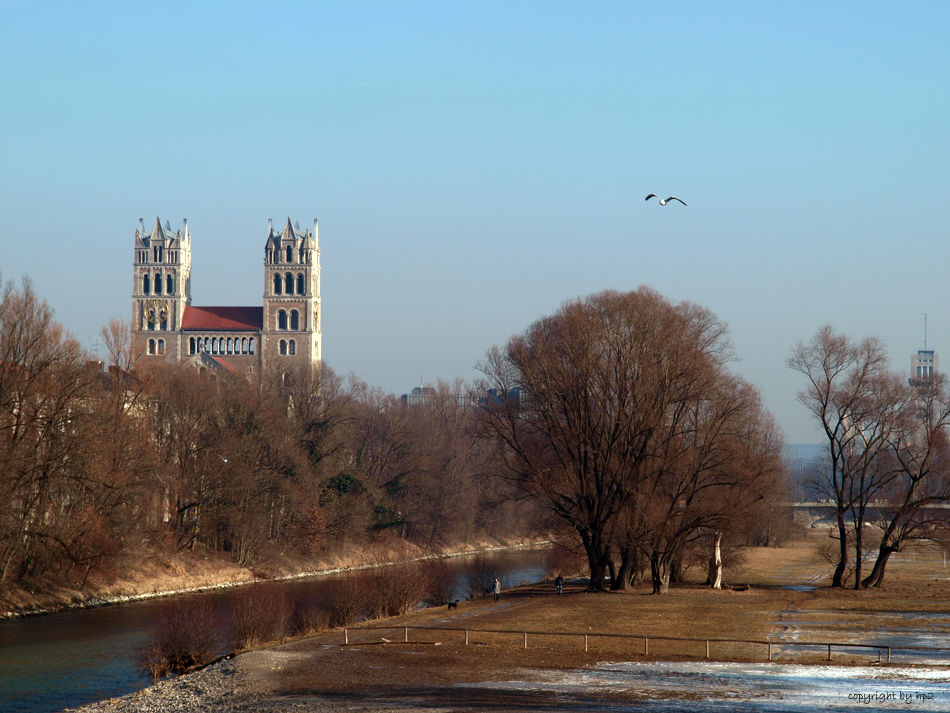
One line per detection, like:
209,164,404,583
340,624,950,665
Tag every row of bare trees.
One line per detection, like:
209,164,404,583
0,277,528,592
789,326,950,588
474,288,789,593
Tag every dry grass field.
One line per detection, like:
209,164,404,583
227,532,950,709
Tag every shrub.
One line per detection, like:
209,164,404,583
139,597,229,680
320,574,368,628
462,553,513,599
230,584,293,649
544,543,587,579
422,559,458,606
291,594,330,636
364,562,428,619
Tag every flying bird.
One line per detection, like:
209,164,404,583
645,194,687,206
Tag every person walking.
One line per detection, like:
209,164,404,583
492,577,501,602
555,574,564,595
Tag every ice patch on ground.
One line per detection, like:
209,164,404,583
460,661,950,711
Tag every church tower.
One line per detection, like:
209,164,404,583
262,218,322,369
132,218,192,359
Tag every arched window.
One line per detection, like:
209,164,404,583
158,339,165,355
279,339,287,355
148,338,156,355
289,339,296,356
286,246,293,262
290,310,299,330
189,337,196,355
273,273,282,295
166,275,173,294
204,337,210,352
278,310,287,330
296,274,304,295
143,275,150,295
154,274,162,295
226,337,233,354
249,338,255,355
241,337,247,354
285,273,294,295
212,337,218,355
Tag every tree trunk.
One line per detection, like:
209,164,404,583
615,546,639,591
581,534,610,592
708,533,723,589
853,509,864,590
650,552,671,594
862,545,897,589
831,513,848,587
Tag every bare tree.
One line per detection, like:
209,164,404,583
0,277,101,585
863,375,950,587
787,326,902,587
473,288,771,592
634,372,783,593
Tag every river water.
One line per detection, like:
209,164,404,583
0,548,549,713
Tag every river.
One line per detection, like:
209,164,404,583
0,548,549,713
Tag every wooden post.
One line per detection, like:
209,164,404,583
465,630,469,645
524,632,527,649
887,647,891,663
344,628,348,645
644,637,649,655
768,642,772,661
827,644,832,661
705,640,709,659
585,634,588,652
404,626,408,643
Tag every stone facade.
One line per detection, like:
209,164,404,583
132,217,321,378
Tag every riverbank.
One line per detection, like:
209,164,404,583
65,537,950,712
1,536,550,620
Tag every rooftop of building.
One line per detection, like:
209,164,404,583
181,306,263,331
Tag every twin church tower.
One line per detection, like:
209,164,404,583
131,217,322,378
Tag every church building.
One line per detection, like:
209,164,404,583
131,217,322,378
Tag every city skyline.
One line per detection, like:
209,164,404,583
2,2,948,444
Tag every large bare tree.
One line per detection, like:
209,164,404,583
474,288,779,592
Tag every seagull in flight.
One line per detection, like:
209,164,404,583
645,194,687,206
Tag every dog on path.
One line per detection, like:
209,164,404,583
447,600,459,611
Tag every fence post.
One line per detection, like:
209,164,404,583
585,634,588,652
827,644,832,661
404,626,408,643
524,632,527,649
768,642,772,662
644,637,649,656
705,640,709,659
344,628,348,645
887,647,891,664
465,630,469,645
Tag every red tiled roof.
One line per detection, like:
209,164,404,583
209,356,242,375
181,306,263,331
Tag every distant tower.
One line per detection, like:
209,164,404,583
262,218,322,368
910,315,938,384
132,218,192,359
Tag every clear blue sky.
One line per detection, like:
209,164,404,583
2,2,948,444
